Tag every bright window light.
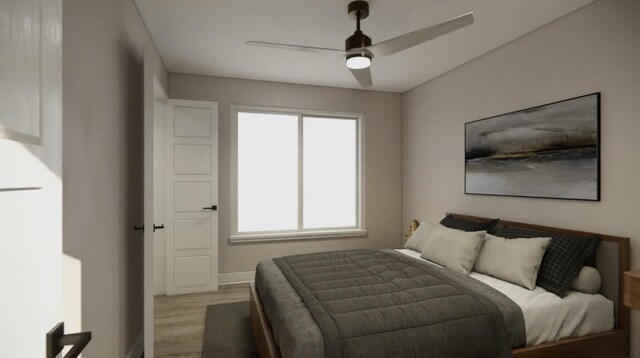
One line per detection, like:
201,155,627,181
303,117,357,229
237,112,298,232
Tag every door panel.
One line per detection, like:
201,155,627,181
174,144,211,174
166,100,218,295
174,256,212,287
175,219,212,250
174,107,212,138
174,181,212,212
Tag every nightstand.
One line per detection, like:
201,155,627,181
624,271,640,309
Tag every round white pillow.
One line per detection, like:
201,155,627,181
570,266,601,294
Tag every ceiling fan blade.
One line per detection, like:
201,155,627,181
350,67,373,88
367,12,474,57
245,41,346,56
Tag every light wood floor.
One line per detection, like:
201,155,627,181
154,284,250,358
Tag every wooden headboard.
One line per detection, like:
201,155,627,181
445,213,630,335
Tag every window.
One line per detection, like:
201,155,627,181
230,106,365,242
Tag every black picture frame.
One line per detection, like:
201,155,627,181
464,92,601,201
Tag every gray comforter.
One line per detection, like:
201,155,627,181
255,249,525,358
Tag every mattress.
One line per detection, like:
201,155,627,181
395,249,615,346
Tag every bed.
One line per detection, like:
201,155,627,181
249,214,630,358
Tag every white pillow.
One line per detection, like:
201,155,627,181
420,224,486,275
473,233,551,290
570,266,601,294
403,220,434,252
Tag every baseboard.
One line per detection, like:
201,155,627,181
219,271,255,285
126,330,144,358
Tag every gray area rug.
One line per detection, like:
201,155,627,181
202,301,258,358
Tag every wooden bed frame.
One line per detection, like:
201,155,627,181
249,214,630,358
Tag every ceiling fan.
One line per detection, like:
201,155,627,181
246,1,474,88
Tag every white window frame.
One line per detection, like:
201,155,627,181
229,105,366,243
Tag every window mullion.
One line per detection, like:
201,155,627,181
298,114,304,231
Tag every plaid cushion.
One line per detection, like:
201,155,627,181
440,215,499,232
491,225,599,297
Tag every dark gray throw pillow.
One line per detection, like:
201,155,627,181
491,225,599,297
439,214,499,232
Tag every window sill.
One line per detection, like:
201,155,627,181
229,229,367,244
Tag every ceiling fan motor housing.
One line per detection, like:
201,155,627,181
346,0,372,59
345,31,372,52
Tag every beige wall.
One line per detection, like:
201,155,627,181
169,74,403,274
62,0,167,356
402,0,640,356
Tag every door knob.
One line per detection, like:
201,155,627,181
153,224,165,232
133,224,144,232
203,205,217,211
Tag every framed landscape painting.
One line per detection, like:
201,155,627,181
465,93,600,201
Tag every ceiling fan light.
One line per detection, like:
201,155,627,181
346,55,371,69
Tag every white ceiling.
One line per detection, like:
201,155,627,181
134,0,595,93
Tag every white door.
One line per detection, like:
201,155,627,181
153,88,168,296
142,54,168,357
0,0,65,356
166,100,219,295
